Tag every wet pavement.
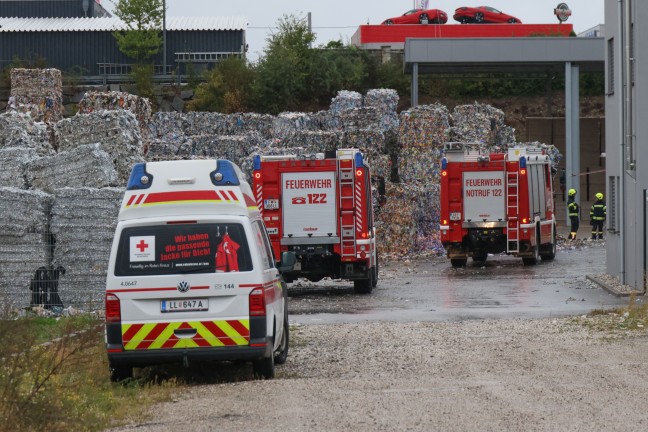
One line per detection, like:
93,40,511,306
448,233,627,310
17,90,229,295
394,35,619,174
287,240,635,324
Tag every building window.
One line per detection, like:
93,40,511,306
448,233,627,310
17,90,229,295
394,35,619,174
608,176,617,232
607,38,614,95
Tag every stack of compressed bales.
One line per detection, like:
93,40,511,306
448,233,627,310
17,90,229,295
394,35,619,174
192,132,265,174
375,183,417,257
226,113,275,138
10,68,63,122
0,148,37,189
273,112,321,138
0,111,53,156
77,91,152,139
397,103,451,183
0,187,52,308
26,144,119,192
365,88,399,113
276,131,342,154
182,111,228,136
54,110,144,182
451,102,516,147
329,90,362,115
148,111,186,141
50,187,124,309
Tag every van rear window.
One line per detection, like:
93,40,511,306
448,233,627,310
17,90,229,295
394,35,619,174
115,223,252,276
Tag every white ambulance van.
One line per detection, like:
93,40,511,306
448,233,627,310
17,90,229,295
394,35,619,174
105,159,291,381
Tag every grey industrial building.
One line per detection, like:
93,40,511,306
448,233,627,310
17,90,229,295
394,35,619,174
0,0,247,82
605,0,648,291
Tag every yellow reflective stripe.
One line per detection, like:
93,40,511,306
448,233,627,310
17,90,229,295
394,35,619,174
148,322,180,350
194,322,224,347
220,320,249,345
123,323,157,350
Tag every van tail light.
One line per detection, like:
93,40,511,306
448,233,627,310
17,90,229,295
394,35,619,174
249,287,266,316
106,293,121,323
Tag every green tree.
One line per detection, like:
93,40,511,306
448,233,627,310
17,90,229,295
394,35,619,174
188,57,256,113
252,14,315,113
112,0,164,63
112,0,164,99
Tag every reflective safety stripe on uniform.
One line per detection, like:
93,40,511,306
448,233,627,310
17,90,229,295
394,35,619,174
122,320,250,350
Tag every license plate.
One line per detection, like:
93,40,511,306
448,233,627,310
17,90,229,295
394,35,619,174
450,212,462,221
266,227,278,235
264,199,279,210
161,298,209,313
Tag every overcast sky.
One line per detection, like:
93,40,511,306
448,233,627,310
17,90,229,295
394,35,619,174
105,1,605,61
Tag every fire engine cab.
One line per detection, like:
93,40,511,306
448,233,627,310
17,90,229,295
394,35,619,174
252,149,378,294
439,144,557,267
105,160,290,381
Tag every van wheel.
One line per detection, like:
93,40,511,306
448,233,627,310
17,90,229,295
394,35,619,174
354,270,373,294
451,258,467,268
253,353,275,379
523,231,540,265
541,226,557,261
109,363,133,382
274,313,289,365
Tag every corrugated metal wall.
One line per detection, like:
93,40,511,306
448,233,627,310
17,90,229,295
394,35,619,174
0,0,100,18
0,29,245,76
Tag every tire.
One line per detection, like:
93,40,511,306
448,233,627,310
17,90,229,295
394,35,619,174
475,12,484,23
384,19,393,25
354,269,373,294
274,312,289,365
541,226,557,261
419,13,429,24
522,230,540,266
472,253,487,264
508,18,518,23
450,258,467,268
109,363,133,382
253,353,275,379
459,17,469,24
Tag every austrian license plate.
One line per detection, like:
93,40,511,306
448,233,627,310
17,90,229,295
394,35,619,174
161,298,209,313
264,199,279,210
450,212,462,221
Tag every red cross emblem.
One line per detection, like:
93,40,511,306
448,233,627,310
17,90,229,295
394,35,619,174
136,239,149,252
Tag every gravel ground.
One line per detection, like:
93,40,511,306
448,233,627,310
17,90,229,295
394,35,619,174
110,315,648,432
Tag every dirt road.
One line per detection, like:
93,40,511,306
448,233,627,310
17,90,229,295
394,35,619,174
110,316,648,432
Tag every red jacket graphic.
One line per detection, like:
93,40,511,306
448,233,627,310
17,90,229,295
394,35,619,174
215,234,240,272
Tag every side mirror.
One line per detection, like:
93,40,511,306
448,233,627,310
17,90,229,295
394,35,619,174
278,251,296,273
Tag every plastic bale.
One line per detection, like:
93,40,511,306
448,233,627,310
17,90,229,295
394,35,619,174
0,187,52,309
10,68,63,123
398,104,452,150
0,147,38,189
0,111,54,156
50,187,124,309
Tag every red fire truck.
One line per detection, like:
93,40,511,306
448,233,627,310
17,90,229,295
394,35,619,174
439,144,557,267
252,149,378,293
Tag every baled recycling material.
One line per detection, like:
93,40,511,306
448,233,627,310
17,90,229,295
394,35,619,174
26,143,119,193
78,91,152,139
51,187,124,309
54,110,144,182
10,68,63,123
0,147,38,189
0,77,568,307
0,111,53,156
0,187,52,308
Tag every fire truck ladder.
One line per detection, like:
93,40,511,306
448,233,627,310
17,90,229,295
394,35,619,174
506,171,520,253
338,158,357,260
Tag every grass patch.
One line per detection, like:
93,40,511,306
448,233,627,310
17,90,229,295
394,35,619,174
569,294,648,332
0,314,180,432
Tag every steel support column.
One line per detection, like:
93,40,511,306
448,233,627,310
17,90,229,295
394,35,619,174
411,62,419,107
565,61,580,223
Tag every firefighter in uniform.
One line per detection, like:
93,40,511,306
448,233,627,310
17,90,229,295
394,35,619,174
590,193,606,240
567,188,580,240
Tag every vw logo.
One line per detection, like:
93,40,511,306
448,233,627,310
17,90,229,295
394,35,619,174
177,281,191,293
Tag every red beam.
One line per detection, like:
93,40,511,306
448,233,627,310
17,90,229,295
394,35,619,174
354,24,574,45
